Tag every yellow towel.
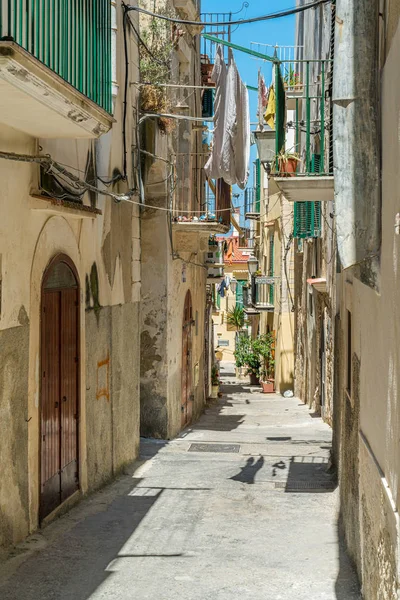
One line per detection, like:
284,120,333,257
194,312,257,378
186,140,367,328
264,86,276,130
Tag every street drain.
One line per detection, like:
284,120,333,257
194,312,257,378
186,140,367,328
188,443,240,453
274,481,336,491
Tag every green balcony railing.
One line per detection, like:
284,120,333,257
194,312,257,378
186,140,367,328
0,0,112,113
275,59,333,176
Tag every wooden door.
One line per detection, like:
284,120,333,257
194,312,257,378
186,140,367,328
181,291,193,428
40,257,79,520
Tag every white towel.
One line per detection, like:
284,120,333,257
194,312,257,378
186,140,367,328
204,46,227,180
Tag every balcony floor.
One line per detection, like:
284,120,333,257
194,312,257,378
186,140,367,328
0,42,113,139
274,176,334,203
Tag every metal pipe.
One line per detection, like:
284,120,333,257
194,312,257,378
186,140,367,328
333,0,380,283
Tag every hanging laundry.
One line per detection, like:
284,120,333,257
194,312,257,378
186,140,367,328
220,49,250,190
226,240,233,264
264,85,276,130
235,74,250,189
204,46,227,180
205,46,250,190
217,279,227,298
257,70,268,131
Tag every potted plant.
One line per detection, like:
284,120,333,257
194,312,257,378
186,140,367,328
253,333,275,393
234,335,262,387
210,364,220,399
273,148,300,176
283,67,303,91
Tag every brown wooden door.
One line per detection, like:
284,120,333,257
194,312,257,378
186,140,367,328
40,257,79,521
181,291,193,428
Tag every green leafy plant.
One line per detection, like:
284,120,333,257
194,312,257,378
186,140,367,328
139,2,177,132
211,364,220,386
226,305,245,332
234,333,275,379
283,66,302,87
252,333,275,380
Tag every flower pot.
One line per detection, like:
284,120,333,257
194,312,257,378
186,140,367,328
210,384,219,399
249,372,260,386
278,157,298,177
261,380,275,393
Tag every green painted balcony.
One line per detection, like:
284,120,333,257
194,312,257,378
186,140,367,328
0,0,113,138
272,60,334,203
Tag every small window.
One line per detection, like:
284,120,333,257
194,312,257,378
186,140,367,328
44,261,77,290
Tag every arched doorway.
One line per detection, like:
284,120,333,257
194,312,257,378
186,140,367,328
181,291,193,428
40,255,80,520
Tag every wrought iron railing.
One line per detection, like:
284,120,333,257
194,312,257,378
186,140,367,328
274,59,333,177
171,153,231,227
0,0,112,113
244,188,259,215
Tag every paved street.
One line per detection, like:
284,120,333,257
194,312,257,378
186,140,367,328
0,364,360,600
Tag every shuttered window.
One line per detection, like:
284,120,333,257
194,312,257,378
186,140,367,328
294,152,321,238
294,202,321,238
202,89,214,118
236,281,246,308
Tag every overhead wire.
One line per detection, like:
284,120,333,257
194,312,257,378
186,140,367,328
124,1,331,28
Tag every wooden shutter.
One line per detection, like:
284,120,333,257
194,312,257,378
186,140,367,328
294,201,321,238
202,89,214,118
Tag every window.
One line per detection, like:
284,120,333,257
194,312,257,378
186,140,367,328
347,310,352,394
294,201,321,238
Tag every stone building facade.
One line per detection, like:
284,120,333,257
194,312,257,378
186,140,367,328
0,1,141,548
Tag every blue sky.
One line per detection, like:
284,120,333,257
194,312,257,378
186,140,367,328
201,0,295,214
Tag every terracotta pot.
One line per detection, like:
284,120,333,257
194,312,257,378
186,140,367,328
210,385,219,399
261,380,275,393
249,372,260,386
278,157,298,177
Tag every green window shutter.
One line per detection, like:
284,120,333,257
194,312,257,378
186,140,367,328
236,281,245,308
269,284,274,305
216,290,221,309
255,159,261,212
310,153,321,174
269,235,274,276
294,201,321,238
294,202,308,238
202,89,214,118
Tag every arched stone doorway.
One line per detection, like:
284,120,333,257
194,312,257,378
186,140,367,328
181,290,193,428
40,255,80,520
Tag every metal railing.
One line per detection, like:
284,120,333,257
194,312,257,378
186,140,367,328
171,153,230,227
0,0,112,113
244,188,259,216
274,59,333,177
201,3,248,63
254,280,274,309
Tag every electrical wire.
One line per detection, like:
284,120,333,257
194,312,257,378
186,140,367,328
124,1,331,27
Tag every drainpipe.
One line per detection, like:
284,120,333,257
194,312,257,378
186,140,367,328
333,0,381,287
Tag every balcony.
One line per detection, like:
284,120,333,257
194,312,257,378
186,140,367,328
0,1,113,138
171,153,230,249
253,278,275,311
244,187,260,221
206,240,224,282
243,279,274,314
271,60,334,203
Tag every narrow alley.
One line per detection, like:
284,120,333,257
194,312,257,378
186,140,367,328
0,365,360,600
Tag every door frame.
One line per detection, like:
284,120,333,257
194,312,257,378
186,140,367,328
39,253,81,520
181,290,193,428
